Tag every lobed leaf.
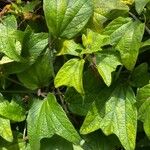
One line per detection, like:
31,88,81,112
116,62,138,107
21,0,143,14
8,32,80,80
27,93,81,150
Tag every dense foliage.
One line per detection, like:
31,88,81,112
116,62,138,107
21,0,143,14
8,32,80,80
0,0,150,149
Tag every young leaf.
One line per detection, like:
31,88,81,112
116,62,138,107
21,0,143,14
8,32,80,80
95,50,121,86
27,93,81,150
43,0,93,39
103,17,145,70
81,29,110,54
57,40,83,56
137,84,150,139
17,52,52,90
0,118,13,142
55,58,85,94
135,0,150,14
0,97,26,122
80,84,137,150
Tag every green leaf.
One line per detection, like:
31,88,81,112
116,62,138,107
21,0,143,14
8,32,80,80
137,84,150,139
40,135,73,150
57,40,82,56
95,50,121,86
0,16,22,62
0,132,28,150
27,93,81,150
80,84,137,150
81,29,110,54
82,131,121,150
2,29,48,74
65,69,104,116
103,17,145,70
0,95,26,122
0,118,13,142
21,29,48,64
43,0,93,39
130,63,150,87
55,58,85,94
135,0,150,14
89,0,129,32
141,39,150,48
17,52,52,90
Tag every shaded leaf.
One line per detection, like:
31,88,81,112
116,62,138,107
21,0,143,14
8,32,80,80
17,52,52,90
80,84,137,150
40,135,73,150
65,69,104,116
27,93,81,150
90,0,129,32
135,0,150,14
130,63,150,87
43,0,93,38
137,84,150,139
55,58,85,94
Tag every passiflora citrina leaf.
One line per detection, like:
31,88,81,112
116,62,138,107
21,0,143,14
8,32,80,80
0,97,26,122
95,50,121,86
57,40,83,56
135,0,150,14
80,84,137,150
81,29,110,54
103,17,145,70
0,118,13,142
137,84,150,139
17,52,52,90
43,0,93,39
27,93,81,150
55,58,85,94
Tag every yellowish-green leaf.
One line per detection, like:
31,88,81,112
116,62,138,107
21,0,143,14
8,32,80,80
0,96,26,122
55,59,85,94
96,50,121,86
82,29,110,54
57,40,83,56
0,118,13,142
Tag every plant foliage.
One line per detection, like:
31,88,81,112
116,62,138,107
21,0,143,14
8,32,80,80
0,0,150,149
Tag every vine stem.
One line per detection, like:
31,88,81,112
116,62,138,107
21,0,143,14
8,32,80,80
48,34,68,113
129,12,150,35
